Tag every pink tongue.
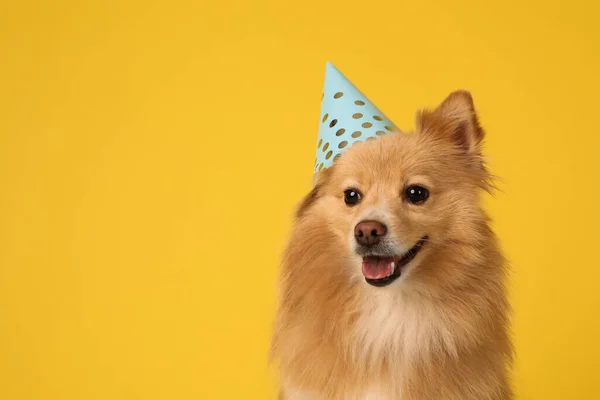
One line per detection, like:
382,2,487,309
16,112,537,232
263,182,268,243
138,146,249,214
362,256,394,279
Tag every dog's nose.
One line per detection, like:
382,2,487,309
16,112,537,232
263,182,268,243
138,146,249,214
354,220,387,246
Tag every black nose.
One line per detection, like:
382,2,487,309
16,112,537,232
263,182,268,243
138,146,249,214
354,220,387,246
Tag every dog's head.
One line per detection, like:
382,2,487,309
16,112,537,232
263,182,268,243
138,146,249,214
294,91,493,289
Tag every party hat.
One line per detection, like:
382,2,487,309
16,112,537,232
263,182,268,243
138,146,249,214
314,62,400,173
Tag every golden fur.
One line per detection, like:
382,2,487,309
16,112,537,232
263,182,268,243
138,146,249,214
271,91,512,399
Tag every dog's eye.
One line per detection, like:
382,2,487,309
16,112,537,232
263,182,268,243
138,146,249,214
344,189,362,206
405,185,429,205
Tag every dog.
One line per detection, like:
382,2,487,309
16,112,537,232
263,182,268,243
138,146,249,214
270,91,512,399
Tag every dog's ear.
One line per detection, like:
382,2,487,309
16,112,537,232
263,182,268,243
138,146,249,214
295,166,334,219
415,90,484,156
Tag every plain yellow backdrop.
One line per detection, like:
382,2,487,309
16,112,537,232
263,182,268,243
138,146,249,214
1,0,599,398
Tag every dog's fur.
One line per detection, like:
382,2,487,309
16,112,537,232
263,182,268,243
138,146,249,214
270,91,512,399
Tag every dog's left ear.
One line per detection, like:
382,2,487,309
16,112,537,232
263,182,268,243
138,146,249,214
296,166,335,219
415,90,484,156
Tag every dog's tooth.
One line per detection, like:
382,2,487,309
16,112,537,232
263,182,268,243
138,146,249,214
390,261,395,276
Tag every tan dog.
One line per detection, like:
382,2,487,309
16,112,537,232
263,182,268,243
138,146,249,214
270,91,512,399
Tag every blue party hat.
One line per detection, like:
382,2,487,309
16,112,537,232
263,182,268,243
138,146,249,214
314,62,400,173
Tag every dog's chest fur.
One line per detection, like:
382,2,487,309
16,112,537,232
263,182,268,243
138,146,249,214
282,291,461,400
285,387,390,400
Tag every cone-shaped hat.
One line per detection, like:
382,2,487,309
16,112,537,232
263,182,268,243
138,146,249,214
315,63,399,173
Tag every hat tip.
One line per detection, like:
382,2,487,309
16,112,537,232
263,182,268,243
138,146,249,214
325,62,343,79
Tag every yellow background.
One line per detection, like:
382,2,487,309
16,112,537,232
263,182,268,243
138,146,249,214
1,0,599,398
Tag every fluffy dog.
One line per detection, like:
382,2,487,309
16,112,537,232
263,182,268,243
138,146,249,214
271,91,512,400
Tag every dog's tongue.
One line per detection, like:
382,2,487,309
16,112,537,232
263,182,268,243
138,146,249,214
362,256,394,279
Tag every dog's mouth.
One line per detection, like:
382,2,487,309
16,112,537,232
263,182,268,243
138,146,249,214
361,236,428,287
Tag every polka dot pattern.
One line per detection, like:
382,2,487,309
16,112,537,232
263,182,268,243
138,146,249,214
315,62,400,173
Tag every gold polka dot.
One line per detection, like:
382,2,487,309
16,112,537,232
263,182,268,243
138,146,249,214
385,125,393,131
336,128,346,136
318,139,323,148
354,100,365,105
325,150,333,160
323,142,329,151
318,163,324,171
333,154,342,162
352,113,363,119
321,93,324,100
366,137,376,142
334,92,343,99
351,131,362,138
362,122,373,128
329,119,338,128
373,115,383,121
338,140,348,149
376,130,385,136
322,113,328,123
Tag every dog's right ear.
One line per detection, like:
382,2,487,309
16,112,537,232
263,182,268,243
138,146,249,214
295,166,334,219
415,90,484,158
